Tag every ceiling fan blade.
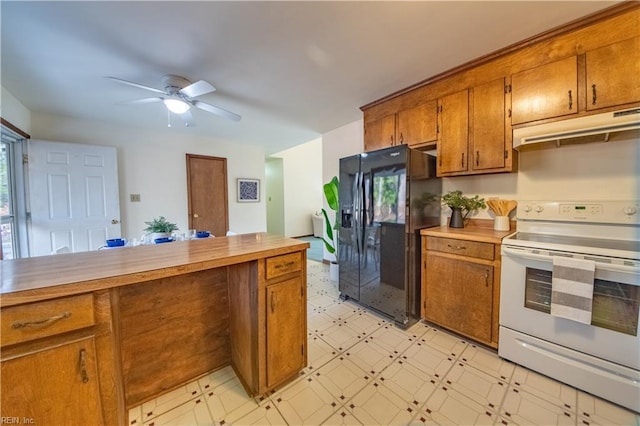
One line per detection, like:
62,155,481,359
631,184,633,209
181,110,195,127
180,80,216,98
106,76,165,94
193,100,241,122
117,97,164,105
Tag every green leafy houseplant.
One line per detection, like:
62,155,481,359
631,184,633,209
321,176,339,255
143,216,178,233
441,190,486,227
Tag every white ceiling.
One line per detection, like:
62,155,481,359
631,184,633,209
1,1,617,154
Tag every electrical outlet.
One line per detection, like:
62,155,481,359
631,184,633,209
130,194,141,202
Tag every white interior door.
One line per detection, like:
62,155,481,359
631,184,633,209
27,140,121,256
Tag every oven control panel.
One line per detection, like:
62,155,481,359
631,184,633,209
518,201,640,224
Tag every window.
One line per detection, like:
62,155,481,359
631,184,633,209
1,123,28,259
1,141,17,259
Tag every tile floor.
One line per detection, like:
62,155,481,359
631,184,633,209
129,261,640,426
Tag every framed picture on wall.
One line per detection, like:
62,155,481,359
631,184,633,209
237,178,260,202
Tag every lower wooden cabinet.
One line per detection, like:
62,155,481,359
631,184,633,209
1,337,104,425
422,235,502,348
423,253,493,343
266,277,306,388
230,251,307,396
0,291,121,425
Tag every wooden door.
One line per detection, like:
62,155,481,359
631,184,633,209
1,337,104,424
586,37,640,111
437,90,469,174
511,56,578,124
186,154,228,238
266,277,304,388
471,78,506,171
27,140,121,256
424,253,493,343
364,114,395,152
397,100,437,147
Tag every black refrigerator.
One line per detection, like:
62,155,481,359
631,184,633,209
338,145,441,328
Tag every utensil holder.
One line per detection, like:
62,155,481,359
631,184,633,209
494,216,510,231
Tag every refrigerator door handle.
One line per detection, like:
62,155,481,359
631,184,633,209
356,172,365,254
352,171,360,254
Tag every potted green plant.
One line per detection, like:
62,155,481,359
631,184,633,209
321,176,339,280
143,216,179,241
441,190,486,228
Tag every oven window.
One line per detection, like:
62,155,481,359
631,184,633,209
524,267,640,336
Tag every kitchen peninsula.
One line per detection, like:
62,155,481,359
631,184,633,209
1,233,309,425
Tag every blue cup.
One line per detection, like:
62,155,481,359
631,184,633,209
196,231,210,238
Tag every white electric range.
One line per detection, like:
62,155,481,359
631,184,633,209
498,200,640,412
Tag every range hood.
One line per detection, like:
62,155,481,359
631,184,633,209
513,108,640,150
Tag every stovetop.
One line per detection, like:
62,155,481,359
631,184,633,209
503,200,640,260
504,232,640,261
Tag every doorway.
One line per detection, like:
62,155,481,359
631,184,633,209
186,154,229,238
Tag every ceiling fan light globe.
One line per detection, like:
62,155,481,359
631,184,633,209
163,99,190,114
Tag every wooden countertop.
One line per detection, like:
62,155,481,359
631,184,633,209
0,233,309,307
420,220,515,245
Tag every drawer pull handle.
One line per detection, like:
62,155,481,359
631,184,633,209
447,244,466,250
11,311,72,329
271,293,276,313
79,349,89,383
274,261,295,269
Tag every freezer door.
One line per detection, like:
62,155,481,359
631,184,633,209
338,155,361,301
359,146,409,325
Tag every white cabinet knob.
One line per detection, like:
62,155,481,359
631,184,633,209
623,206,637,216
534,205,544,213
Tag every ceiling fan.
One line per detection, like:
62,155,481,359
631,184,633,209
107,74,241,127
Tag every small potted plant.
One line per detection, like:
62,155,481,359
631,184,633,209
441,190,486,228
143,216,179,241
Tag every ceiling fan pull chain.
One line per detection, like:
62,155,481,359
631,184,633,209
167,108,172,128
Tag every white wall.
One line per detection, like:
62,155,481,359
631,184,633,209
30,112,267,239
265,157,285,236
442,136,639,221
321,120,363,260
270,138,323,237
1,86,31,133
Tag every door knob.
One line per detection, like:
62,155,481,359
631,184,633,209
111,219,120,224
193,213,199,218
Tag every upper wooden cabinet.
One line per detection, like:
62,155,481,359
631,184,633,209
364,114,395,152
511,56,578,125
396,101,438,147
586,37,640,111
364,101,437,152
437,79,515,176
471,78,513,172
437,90,469,174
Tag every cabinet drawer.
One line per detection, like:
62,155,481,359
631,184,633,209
1,294,95,347
265,252,302,280
426,236,494,260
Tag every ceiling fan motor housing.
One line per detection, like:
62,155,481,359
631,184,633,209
162,75,192,96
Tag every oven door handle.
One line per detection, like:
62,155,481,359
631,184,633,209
502,246,640,274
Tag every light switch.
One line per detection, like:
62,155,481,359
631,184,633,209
130,194,141,202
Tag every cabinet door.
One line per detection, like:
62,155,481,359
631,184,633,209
266,277,305,388
364,114,396,152
511,56,578,125
397,101,437,147
586,37,640,111
424,253,493,343
1,337,104,424
471,78,507,171
437,90,469,174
